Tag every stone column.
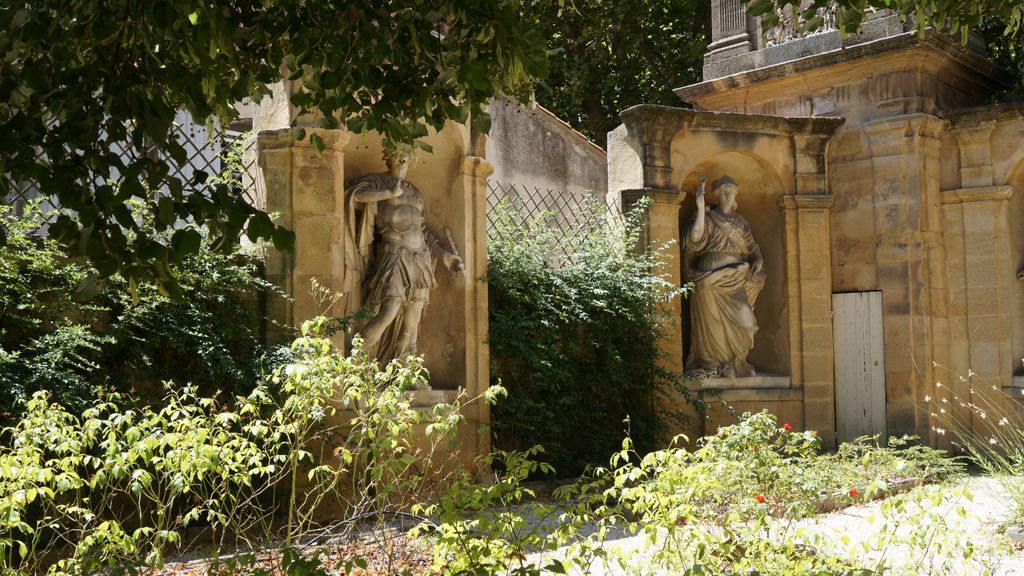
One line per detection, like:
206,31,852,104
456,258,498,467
863,113,948,440
256,128,351,349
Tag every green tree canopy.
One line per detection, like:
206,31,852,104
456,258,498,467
0,1,547,291
521,0,710,146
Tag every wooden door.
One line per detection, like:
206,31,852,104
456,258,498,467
832,291,886,444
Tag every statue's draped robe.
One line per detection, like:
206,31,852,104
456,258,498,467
683,209,765,376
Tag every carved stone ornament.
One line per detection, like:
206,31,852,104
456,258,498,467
764,0,838,48
683,175,766,378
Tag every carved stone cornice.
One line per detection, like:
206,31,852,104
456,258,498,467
620,187,686,208
256,127,351,152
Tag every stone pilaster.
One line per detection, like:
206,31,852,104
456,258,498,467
942,186,1014,425
779,194,836,447
449,155,494,459
946,120,1017,434
620,186,691,442
256,128,351,348
863,113,948,439
951,121,996,188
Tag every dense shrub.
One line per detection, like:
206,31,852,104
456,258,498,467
486,198,689,475
0,202,281,421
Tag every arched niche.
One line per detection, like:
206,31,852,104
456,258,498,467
677,151,790,376
343,123,470,390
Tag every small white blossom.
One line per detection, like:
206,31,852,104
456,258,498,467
941,397,948,404
989,438,998,445
979,411,988,420
936,382,944,388
924,395,932,402
999,418,1009,426
940,408,946,414
936,428,946,436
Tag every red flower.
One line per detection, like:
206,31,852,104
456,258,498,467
755,494,766,503
849,488,859,498
783,423,793,432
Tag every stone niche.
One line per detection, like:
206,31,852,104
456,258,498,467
608,105,843,445
252,81,492,464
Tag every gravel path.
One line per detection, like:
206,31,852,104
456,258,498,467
529,476,1024,575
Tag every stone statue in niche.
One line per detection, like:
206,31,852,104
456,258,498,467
342,153,464,364
683,175,766,378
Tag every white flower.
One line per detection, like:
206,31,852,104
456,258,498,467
968,369,976,377
979,411,988,420
940,408,946,414
999,418,1009,426
936,428,946,436
936,382,944,388
993,385,999,391
924,395,932,402
989,438,998,445
941,397,948,404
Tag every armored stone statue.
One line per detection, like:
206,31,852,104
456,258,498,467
342,154,463,363
683,175,766,378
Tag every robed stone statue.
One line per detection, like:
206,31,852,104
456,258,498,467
342,154,463,363
683,175,765,378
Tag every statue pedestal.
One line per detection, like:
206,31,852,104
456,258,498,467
697,374,804,436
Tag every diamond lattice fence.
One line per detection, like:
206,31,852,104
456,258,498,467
485,180,615,262
2,113,255,234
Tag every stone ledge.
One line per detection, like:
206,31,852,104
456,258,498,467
699,374,792,390
409,389,461,407
700,387,801,404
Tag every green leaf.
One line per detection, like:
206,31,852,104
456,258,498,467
171,229,202,258
246,212,274,242
310,132,325,155
272,227,295,252
158,197,176,226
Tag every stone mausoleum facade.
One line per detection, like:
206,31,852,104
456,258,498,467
609,1,1024,448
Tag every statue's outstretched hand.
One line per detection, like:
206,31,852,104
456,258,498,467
445,252,465,273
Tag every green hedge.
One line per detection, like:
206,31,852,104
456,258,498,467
0,202,283,421
487,198,690,475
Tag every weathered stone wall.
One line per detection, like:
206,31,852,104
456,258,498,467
486,98,607,199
